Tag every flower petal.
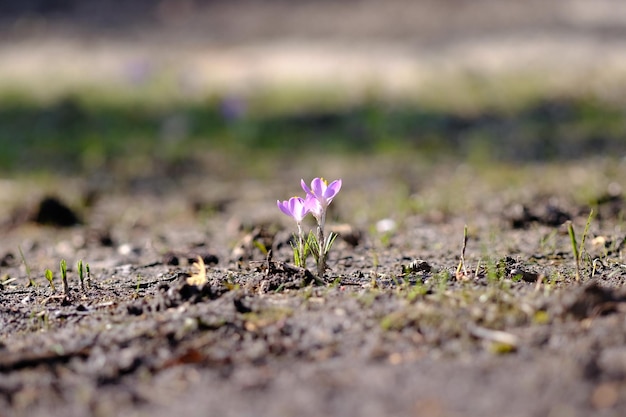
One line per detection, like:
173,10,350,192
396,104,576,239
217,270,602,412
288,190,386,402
305,194,323,220
301,179,312,196
324,179,342,199
311,178,325,198
277,200,292,217
292,196,311,223
288,197,297,214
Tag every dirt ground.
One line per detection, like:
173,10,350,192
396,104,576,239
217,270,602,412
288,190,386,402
1,155,626,417
3,1,626,417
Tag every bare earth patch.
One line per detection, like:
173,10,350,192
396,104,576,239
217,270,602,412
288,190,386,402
2,156,626,417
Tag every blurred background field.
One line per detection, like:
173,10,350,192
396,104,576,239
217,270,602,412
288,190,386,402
1,0,626,176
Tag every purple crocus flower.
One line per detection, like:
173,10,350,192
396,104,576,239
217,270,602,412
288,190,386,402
301,178,342,210
304,193,323,221
277,178,343,275
277,196,311,269
277,196,310,224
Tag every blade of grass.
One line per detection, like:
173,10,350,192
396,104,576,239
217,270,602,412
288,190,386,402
18,246,36,287
77,260,85,291
60,259,69,296
566,221,580,282
579,209,594,258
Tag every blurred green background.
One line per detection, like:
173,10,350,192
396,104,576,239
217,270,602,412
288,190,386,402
1,0,626,177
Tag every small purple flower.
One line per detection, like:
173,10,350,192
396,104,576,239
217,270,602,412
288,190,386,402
219,95,247,122
301,178,342,210
304,193,323,221
277,197,310,224
124,60,154,86
278,178,343,275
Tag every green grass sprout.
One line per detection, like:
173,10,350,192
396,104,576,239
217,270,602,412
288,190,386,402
18,246,36,287
60,259,69,297
77,260,85,291
566,221,580,282
86,263,91,288
566,209,594,283
45,269,56,292
253,240,269,256
579,209,594,259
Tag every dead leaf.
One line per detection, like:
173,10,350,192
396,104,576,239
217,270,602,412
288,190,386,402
187,256,207,286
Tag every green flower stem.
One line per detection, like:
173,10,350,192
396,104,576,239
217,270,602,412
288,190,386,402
317,225,326,277
296,223,306,268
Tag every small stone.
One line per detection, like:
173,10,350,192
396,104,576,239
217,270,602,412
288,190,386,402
591,383,619,410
